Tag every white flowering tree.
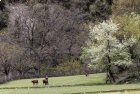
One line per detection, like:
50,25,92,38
81,19,136,83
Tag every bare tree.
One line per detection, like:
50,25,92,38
7,3,88,77
0,42,21,81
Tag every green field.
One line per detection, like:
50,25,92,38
0,73,140,94
0,73,105,88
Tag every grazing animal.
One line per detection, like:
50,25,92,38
84,71,89,77
43,79,48,85
85,72,89,77
32,80,38,85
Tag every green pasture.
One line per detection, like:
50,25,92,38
0,73,140,94
0,73,105,88
0,85,140,94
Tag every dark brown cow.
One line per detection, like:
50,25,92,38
85,72,89,77
43,79,48,85
32,80,38,85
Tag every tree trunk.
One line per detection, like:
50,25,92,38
106,55,116,83
106,36,116,83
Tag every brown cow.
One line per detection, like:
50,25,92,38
43,79,48,85
32,80,38,86
85,72,89,77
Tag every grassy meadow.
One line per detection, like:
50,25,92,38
0,73,105,88
0,73,140,94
